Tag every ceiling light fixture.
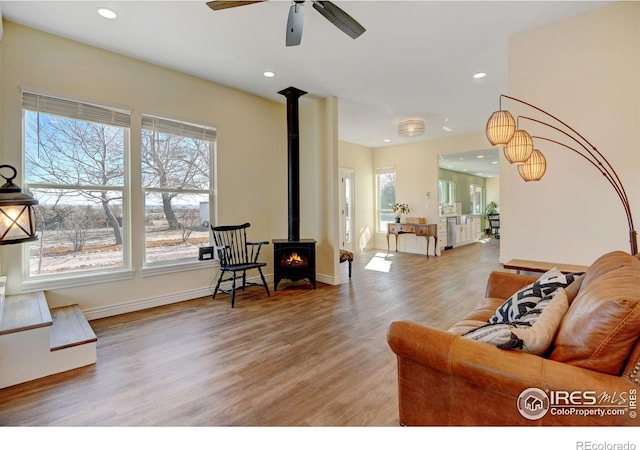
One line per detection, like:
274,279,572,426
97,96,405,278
98,7,118,19
474,72,487,79
263,71,276,78
486,94,637,254
398,119,425,137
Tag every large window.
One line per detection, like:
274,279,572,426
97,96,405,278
141,115,215,264
23,92,130,278
376,168,396,231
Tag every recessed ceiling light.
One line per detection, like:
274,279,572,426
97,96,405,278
473,72,486,79
476,155,484,158
443,126,453,132
492,161,498,165
383,139,391,143
98,7,118,19
263,71,276,78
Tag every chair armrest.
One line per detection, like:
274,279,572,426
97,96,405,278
246,241,268,263
485,271,538,299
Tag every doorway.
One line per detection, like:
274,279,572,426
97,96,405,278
339,168,354,251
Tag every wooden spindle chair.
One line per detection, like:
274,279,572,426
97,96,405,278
211,223,270,307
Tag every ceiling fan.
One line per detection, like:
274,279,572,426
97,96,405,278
206,0,366,46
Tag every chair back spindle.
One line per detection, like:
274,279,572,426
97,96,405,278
210,223,270,307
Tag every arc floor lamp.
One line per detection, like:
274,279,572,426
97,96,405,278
486,94,637,255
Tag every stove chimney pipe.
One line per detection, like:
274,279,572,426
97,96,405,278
278,86,307,242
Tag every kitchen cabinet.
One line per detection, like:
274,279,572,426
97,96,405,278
439,214,483,250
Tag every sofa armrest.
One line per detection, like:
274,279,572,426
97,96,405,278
485,271,538,299
387,320,636,426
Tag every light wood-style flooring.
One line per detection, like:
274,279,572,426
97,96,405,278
0,238,502,426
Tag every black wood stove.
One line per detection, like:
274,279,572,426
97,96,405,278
273,86,317,291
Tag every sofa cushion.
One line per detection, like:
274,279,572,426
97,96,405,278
447,297,504,335
487,268,582,324
462,288,568,355
581,250,638,289
550,262,640,376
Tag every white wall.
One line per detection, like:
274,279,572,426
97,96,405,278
300,97,340,284
338,140,374,251
502,2,640,265
0,22,293,315
485,177,500,211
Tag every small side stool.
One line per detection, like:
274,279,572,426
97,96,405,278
339,249,354,278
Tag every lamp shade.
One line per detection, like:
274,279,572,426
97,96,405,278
398,119,425,137
485,110,516,146
518,149,547,182
504,129,534,165
0,165,39,245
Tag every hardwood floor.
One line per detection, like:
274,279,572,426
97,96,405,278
0,238,502,426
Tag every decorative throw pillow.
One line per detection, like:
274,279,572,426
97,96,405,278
488,268,583,324
463,288,569,355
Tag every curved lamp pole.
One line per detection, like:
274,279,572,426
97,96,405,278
486,94,637,255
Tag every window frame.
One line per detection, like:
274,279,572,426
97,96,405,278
375,167,396,233
139,113,217,269
21,90,133,291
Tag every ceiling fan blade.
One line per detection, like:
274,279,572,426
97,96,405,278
286,2,304,47
206,1,266,11
311,1,365,39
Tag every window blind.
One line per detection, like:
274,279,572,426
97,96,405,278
22,91,131,128
142,115,216,141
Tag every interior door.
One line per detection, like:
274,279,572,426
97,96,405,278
339,168,354,251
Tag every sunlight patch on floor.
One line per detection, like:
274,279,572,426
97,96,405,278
365,253,393,272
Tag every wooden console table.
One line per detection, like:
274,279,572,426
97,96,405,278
387,223,438,257
502,259,589,275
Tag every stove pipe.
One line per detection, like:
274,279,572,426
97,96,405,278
278,86,307,242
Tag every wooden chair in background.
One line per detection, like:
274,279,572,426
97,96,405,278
211,223,270,307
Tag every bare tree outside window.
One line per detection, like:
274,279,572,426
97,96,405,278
25,114,125,245
141,115,214,264
141,129,210,230
23,98,128,276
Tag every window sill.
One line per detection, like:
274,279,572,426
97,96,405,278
21,269,135,293
141,259,218,277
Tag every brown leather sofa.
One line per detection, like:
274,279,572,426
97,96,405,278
387,251,640,426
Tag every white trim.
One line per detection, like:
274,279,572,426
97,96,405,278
141,259,217,277
82,285,214,320
316,272,340,286
83,273,275,320
20,269,135,293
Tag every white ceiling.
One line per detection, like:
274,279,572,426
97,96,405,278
440,147,499,178
0,0,610,176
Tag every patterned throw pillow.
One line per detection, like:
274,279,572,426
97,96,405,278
462,288,569,355
487,268,583,324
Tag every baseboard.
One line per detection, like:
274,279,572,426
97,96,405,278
82,271,345,320
83,286,215,321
